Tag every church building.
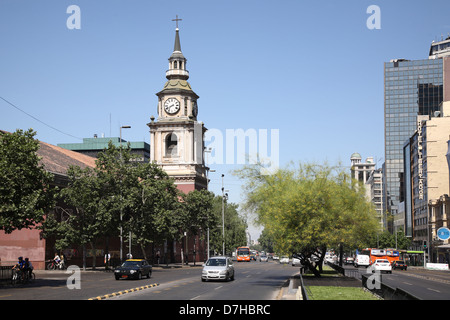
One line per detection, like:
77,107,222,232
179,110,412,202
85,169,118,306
147,20,208,194
147,19,209,263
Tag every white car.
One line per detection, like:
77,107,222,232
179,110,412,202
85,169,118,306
369,259,392,274
292,257,301,266
354,254,370,268
279,256,289,264
260,255,268,262
202,256,235,281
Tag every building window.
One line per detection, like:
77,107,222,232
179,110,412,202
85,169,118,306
166,133,178,157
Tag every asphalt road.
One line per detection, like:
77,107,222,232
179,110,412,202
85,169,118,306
0,260,299,301
109,260,298,300
2,261,448,301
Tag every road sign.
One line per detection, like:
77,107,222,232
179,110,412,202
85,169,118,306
437,227,450,241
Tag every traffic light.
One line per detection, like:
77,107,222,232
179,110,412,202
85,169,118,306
423,241,427,249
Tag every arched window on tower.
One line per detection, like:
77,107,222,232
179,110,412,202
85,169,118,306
166,132,178,157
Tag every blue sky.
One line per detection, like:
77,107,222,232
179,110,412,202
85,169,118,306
2,0,450,240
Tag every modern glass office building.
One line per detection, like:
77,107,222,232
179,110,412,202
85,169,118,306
384,58,443,231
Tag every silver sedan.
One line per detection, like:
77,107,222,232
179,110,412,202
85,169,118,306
201,256,235,282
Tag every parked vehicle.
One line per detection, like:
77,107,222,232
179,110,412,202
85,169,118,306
114,259,152,280
369,259,392,274
202,256,235,282
354,254,370,268
292,257,301,266
392,260,407,270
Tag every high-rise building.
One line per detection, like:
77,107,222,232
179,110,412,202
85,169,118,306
365,168,384,230
384,37,450,230
403,101,450,256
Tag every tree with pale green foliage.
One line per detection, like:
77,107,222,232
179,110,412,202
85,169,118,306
0,129,55,233
235,162,379,277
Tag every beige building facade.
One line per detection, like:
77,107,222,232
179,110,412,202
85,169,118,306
404,101,450,261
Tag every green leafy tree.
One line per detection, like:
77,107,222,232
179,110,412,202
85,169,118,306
126,161,182,260
258,228,275,253
235,162,379,276
0,129,55,233
368,228,411,250
59,166,102,269
42,142,136,268
181,189,215,237
42,141,215,267
209,195,247,255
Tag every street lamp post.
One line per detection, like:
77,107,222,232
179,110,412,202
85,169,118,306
204,147,215,260
119,125,131,262
222,174,225,256
221,175,229,256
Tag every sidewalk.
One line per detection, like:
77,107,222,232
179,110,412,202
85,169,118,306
34,261,203,274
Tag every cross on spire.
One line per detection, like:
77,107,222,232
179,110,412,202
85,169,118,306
172,15,182,29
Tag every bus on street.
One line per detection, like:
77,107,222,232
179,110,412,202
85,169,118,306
236,246,251,262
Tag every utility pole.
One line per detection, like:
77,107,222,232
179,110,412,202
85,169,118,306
119,125,131,262
222,174,225,256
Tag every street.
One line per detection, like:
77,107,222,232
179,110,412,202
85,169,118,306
110,260,297,300
1,260,449,301
0,260,298,301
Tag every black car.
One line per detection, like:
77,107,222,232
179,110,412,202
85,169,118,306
114,259,152,280
391,260,407,270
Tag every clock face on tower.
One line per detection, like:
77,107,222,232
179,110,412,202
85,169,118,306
164,98,180,114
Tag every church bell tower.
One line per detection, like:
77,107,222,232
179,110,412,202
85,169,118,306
147,18,207,192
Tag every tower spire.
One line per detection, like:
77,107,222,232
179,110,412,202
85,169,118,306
173,27,182,53
167,15,188,80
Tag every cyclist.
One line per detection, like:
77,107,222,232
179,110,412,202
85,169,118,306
24,258,33,279
53,253,61,268
60,253,66,269
12,257,25,280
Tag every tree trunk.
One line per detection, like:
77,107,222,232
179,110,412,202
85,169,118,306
140,244,147,260
316,246,327,273
90,241,96,270
298,252,321,277
82,244,86,271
